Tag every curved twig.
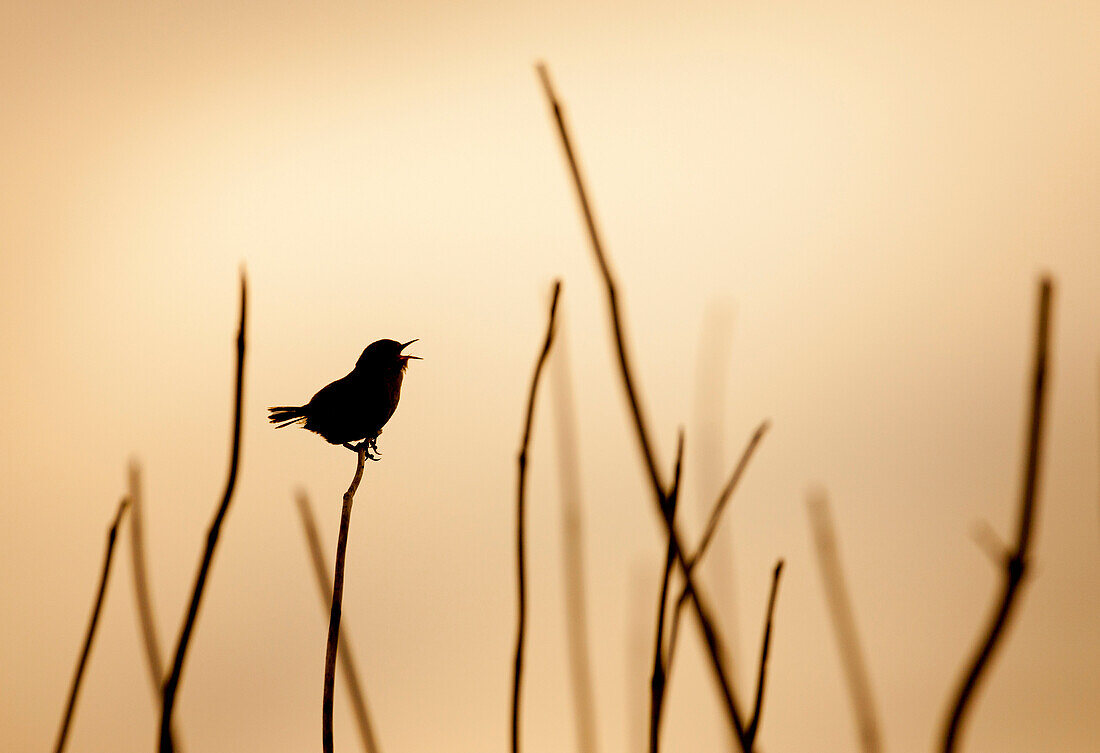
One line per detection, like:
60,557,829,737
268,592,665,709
159,273,247,753
128,462,182,751
512,281,562,753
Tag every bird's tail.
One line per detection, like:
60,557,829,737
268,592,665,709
268,405,307,428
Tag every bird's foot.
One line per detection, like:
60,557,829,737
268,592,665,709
347,437,382,461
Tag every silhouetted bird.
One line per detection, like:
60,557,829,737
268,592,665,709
269,339,420,459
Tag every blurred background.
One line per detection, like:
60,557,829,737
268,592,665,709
2,1,1098,751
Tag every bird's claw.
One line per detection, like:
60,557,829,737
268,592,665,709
347,436,382,461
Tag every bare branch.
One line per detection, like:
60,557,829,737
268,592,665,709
806,492,883,753
324,448,369,753
649,432,685,753
536,62,748,750
54,498,129,753
940,276,1054,753
664,423,770,687
297,492,381,753
745,560,784,748
550,320,600,753
128,462,182,751
512,281,563,753
160,272,247,753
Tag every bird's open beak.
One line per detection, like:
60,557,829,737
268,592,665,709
400,339,422,360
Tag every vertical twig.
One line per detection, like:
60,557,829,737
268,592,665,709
512,281,562,753
649,433,685,753
129,461,165,692
53,498,130,753
549,318,600,753
806,492,883,753
128,462,182,751
744,560,784,749
664,423,769,685
940,276,1053,753
693,304,741,673
297,492,381,753
160,273,247,753
536,62,749,750
324,448,369,753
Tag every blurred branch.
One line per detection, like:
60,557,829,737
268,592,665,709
649,433,685,753
665,423,769,684
806,492,883,753
536,62,749,750
692,304,741,670
940,276,1053,753
128,462,182,752
550,320,600,753
160,272,247,753
297,492,381,753
512,281,562,753
744,560,784,749
53,498,129,753
324,448,368,753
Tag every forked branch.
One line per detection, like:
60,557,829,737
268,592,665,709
536,62,749,750
940,277,1053,753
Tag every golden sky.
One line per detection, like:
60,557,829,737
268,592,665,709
2,1,1098,751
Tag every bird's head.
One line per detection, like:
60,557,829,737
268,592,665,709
355,338,422,371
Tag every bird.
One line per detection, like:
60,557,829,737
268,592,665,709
268,338,420,459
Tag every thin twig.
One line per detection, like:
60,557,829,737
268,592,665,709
693,304,741,673
664,423,769,684
129,462,165,691
297,492,381,753
649,433,685,753
159,273,247,753
536,62,749,750
53,498,129,753
744,560,784,749
940,276,1053,753
324,448,368,753
128,462,182,751
512,280,562,753
550,319,600,753
806,492,883,753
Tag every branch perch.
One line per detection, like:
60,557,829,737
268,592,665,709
323,448,369,753
298,492,381,753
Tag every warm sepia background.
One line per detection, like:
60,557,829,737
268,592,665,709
2,1,1098,751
